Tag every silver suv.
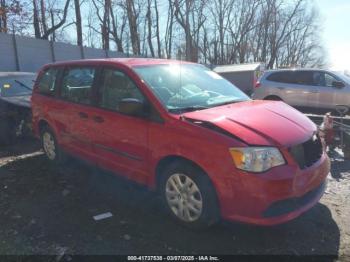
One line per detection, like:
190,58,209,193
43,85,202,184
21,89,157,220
252,69,350,110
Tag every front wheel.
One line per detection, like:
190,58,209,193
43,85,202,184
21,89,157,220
264,95,282,101
159,161,220,229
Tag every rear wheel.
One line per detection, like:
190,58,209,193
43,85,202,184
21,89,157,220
40,126,65,164
159,161,220,229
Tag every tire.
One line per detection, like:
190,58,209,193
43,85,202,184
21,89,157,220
0,118,16,145
159,160,220,229
40,126,65,164
264,95,282,101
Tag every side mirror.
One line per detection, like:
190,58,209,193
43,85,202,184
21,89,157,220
118,98,146,116
332,81,344,88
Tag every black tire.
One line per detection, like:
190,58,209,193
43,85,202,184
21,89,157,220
159,160,220,229
0,118,16,145
40,126,65,164
264,95,282,101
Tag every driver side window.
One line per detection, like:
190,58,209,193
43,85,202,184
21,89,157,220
99,68,145,112
324,73,340,87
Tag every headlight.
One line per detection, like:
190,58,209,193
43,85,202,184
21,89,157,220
229,147,285,173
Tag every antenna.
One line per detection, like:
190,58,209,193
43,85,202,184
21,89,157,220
179,45,182,108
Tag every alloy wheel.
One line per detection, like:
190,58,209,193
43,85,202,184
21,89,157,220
165,173,203,222
42,132,56,160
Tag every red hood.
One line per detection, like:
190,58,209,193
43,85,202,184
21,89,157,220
182,100,316,146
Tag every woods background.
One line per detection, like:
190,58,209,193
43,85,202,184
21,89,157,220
0,0,327,68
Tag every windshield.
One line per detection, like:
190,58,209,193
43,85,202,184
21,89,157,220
336,72,350,84
0,75,36,97
134,64,249,113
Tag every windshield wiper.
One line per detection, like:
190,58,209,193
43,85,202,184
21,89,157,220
14,80,33,91
168,105,209,113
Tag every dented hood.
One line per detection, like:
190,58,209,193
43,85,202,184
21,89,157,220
182,100,316,146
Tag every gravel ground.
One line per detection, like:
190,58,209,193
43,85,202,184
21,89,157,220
0,138,349,260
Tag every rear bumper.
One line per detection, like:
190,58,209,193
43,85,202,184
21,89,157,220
219,152,330,225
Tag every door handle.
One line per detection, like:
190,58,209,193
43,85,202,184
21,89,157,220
310,91,319,93
93,116,104,123
78,112,88,119
277,87,285,90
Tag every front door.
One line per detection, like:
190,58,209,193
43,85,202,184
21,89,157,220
316,72,349,109
89,67,151,184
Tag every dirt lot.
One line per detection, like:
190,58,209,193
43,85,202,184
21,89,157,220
0,138,349,260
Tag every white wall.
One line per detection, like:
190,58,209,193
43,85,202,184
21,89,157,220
0,33,127,73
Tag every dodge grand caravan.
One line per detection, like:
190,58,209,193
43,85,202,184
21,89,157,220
31,59,330,228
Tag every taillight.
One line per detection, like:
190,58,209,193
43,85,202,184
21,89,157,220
255,81,261,88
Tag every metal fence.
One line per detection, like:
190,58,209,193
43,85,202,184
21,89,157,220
0,32,127,73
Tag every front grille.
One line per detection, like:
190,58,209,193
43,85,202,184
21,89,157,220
263,181,326,218
289,135,323,169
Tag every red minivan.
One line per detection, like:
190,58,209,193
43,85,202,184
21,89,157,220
31,58,330,228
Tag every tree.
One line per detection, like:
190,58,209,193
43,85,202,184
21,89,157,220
154,0,161,57
109,0,127,52
32,0,40,37
146,0,155,57
74,0,83,46
91,0,112,50
173,0,207,62
204,0,326,68
32,0,71,40
164,0,175,58
125,0,141,55
4,0,326,68
0,0,29,34
209,0,235,64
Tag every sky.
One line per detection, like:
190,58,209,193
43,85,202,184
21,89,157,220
316,0,350,72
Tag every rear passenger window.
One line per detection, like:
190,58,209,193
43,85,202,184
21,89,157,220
38,68,58,95
294,71,314,85
312,72,324,86
99,68,145,112
61,67,95,105
267,71,315,85
266,72,294,84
